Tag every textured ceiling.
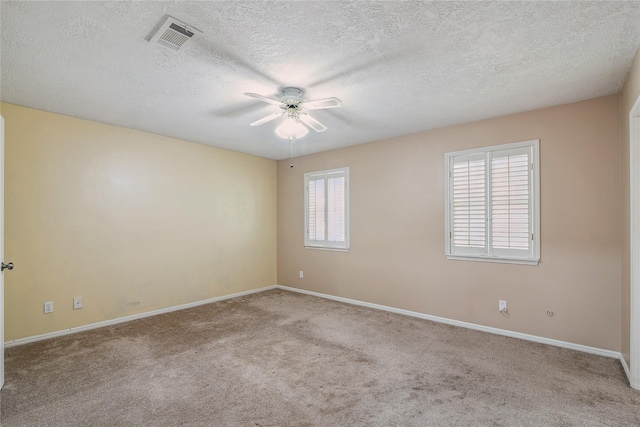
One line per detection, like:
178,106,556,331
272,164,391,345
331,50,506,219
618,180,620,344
1,1,639,160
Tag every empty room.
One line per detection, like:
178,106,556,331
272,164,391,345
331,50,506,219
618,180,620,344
1,1,640,426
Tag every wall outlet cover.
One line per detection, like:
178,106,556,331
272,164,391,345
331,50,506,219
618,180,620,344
44,301,54,314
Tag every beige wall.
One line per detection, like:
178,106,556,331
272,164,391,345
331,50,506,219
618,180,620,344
621,47,640,369
278,95,622,351
2,103,277,341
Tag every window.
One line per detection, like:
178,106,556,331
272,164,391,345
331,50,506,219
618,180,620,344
445,140,539,265
305,167,349,250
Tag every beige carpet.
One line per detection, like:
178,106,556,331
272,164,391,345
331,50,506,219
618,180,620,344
1,289,638,426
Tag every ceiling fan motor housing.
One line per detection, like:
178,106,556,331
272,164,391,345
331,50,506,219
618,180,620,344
280,88,304,118
281,87,303,100
281,88,303,107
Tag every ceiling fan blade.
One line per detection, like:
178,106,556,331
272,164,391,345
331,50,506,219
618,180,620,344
299,113,327,132
244,93,282,106
250,111,284,126
303,97,343,110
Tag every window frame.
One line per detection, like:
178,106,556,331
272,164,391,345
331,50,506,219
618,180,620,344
444,140,540,265
304,167,350,251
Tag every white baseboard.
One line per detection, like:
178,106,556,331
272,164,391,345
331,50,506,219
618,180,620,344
4,285,277,348
4,284,622,362
620,354,632,384
276,285,621,360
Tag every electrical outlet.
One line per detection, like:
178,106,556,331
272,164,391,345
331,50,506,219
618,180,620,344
44,301,54,314
299,270,304,279
499,300,507,313
73,297,83,310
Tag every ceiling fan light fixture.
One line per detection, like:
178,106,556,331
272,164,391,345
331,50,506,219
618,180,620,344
275,118,309,139
245,87,340,140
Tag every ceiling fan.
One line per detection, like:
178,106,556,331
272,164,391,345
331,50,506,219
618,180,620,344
245,88,342,139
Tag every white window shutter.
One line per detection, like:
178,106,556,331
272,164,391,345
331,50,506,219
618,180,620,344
326,174,346,242
445,139,539,265
305,168,349,249
450,153,487,256
307,177,325,242
490,147,533,258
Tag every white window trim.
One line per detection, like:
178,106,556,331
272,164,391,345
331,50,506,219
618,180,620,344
444,139,540,265
304,167,350,251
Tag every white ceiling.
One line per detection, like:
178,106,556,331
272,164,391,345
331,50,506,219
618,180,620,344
1,1,639,160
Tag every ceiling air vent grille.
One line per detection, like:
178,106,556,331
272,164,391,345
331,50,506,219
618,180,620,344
149,16,202,51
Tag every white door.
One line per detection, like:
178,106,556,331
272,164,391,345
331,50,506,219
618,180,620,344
0,115,5,389
631,96,640,390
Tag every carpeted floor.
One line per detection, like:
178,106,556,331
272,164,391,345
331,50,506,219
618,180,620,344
1,289,639,426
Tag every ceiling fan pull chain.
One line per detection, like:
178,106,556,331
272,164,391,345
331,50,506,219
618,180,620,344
290,137,294,168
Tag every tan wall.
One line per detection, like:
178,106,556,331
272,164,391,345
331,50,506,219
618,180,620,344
278,95,622,351
2,103,277,341
621,47,640,368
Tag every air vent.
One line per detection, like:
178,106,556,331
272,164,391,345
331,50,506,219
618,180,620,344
149,16,202,51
